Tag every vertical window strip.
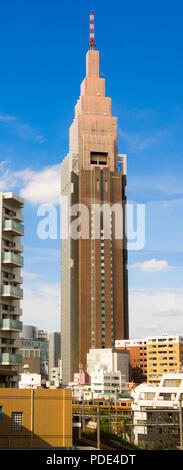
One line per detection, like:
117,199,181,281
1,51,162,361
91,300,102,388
91,172,95,348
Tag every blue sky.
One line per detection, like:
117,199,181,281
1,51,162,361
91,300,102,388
0,0,183,337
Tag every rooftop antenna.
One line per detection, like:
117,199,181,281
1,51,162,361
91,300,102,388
89,10,96,49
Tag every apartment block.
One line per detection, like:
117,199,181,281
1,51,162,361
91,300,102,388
116,335,183,384
146,335,183,383
115,339,147,383
0,192,24,388
132,372,183,449
87,348,130,383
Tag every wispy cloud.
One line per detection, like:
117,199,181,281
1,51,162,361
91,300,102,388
119,127,171,152
129,286,183,337
22,281,60,332
130,258,169,272
0,112,46,144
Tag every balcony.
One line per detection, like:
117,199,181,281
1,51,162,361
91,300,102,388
1,285,23,299
0,353,22,365
0,319,22,331
2,252,24,267
2,219,24,235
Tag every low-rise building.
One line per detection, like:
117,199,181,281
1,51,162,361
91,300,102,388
19,369,41,389
90,369,128,399
87,348,130,382
20,325,49,384
131,372,183,449
0,388,72,448
115,338,147,383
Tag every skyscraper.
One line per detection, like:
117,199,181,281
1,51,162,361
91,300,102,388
61,12,128,385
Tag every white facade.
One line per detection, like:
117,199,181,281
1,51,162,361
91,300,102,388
19,372,41,389
49,366,61,388
131,372,183,446
90,369,127,398
87,348,129,382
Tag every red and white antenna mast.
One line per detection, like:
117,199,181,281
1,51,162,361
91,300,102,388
89,10,96,49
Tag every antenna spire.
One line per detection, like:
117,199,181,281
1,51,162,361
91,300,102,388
89,10,96,49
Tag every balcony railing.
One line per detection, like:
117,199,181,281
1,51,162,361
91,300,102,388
0,353,22,365
2,219,24,235
1,285,23,298
0,319,22,331
2,252,24,267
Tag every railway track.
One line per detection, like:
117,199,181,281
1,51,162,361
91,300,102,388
74,434,134,451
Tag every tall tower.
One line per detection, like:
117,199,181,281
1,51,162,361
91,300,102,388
0,192,24,387
61,12,129,385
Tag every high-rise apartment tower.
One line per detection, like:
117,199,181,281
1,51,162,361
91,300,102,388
0,192,24,387
61,12,129,385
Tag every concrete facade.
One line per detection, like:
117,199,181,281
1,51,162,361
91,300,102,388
132,372,183,448
0,388,72,447
0,192,24,388
61,46,129,385
49,332,61,380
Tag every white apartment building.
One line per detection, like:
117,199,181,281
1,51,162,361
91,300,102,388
86,348,129,399
87,348,129,382
90,369,127,399
0,192,24,388
131,372,183,448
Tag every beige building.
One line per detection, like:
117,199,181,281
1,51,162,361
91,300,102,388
0,388,72,447
0,192,24,388
146,334,183,383
61,26,128,385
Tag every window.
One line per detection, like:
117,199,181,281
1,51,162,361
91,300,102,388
0,407,2,422
163,379,181,387
11,412,23,432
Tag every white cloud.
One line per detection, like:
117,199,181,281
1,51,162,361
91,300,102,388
0,161,61,205
20,164,61,205
129,286,183,338
22,282,60,332
131,258,169,272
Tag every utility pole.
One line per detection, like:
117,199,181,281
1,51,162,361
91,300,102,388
115,387,118,435
82,400,85,432
108,395,111,433
97,404,100,449
179,395,183,450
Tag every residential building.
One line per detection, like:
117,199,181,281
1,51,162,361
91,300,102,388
131,372,183,449
146,334,183,383
115,338,147,383
49,365,62,388
49,331,61,380
61,12,129,385
0,192,24,388
90,369,127,399
0,388,72,447
116,334,183,384
20,325,49,383
87,348,130,382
